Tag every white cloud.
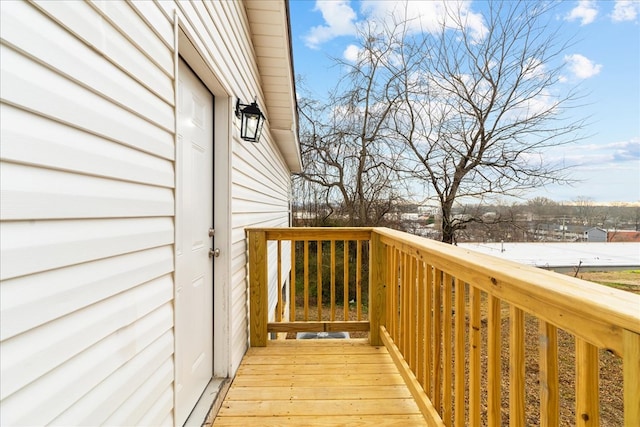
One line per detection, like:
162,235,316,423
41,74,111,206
360,0,487,41
611,0,640,22
565,0,598,25
557,138,640,168
343,44,361,62
611,138,640,162
304,0,488,50
360,0,445,33
564,54,602,79
304,0,358,49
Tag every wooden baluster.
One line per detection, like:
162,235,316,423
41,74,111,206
384,245,392,334
425,263,433,398
539,319,559,427
417,260,426,391
356,240,362,321
623,330,640,427
403,253,411,359
393,247,400,341
399,252,407,355
510,306,525,426
317,240,323,321
576,338,599,426
443,273,453,426
454,279,466,427
277,240,282,323
330,240,336,321
387,247,395,339
344,240,349,321
409,256,417,372
433,268,442,413
303,240,309,321
290,240,296,322
469,286,481,427
487,295,501,427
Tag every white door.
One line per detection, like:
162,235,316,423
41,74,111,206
175,59,214,426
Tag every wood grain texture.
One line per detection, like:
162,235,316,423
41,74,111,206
380,327,445,427
509,306,525,427
453,279,465,427
575,338,599,426
539,320,559,427
369,232,386,346
267,321,369,333
623,330,640,427
487,295,502,427
469,286,481,427
213,339,429,426
442,273,453,427
248,230,268,346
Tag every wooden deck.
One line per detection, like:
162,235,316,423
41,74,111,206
212,339,428,426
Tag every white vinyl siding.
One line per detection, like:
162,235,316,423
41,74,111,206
230,132,292,366
0,0,295,425
1,1,175,425
170,0,294,374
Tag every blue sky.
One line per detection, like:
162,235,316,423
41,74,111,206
288,0,640,204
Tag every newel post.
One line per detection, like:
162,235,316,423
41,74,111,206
369,230,386,346
248,229,268,346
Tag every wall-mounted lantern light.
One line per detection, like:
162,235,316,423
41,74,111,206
235,98,265,143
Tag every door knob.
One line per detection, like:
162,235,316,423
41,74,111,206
209,248,220,258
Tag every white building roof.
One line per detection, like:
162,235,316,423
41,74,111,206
459,242,640,270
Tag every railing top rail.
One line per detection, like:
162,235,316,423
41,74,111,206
373,227,640,342
247,227,373,241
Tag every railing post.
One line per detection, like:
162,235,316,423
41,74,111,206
248,229,268,346
369,230,386,346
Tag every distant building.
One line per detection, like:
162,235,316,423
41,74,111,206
418,204,441,216
585,227,607,242
608,231,640,242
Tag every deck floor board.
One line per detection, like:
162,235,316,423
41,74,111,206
213,339,428,426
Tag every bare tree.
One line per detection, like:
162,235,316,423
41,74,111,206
573,196,597,226
295,1,585,241
388,1,584,243
294,27,409,227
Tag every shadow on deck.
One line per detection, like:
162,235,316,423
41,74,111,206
212,339,428,426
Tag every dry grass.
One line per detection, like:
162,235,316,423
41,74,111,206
573,269,640,291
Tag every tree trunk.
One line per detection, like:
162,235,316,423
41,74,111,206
441,217,455,244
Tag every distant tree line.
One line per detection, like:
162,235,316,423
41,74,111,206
292,196,640,243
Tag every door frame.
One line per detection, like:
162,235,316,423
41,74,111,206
173,12,233,388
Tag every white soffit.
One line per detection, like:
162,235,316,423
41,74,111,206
244,0,302,173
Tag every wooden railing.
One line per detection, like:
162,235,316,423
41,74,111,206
247,228,384,344
247,227,640,426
